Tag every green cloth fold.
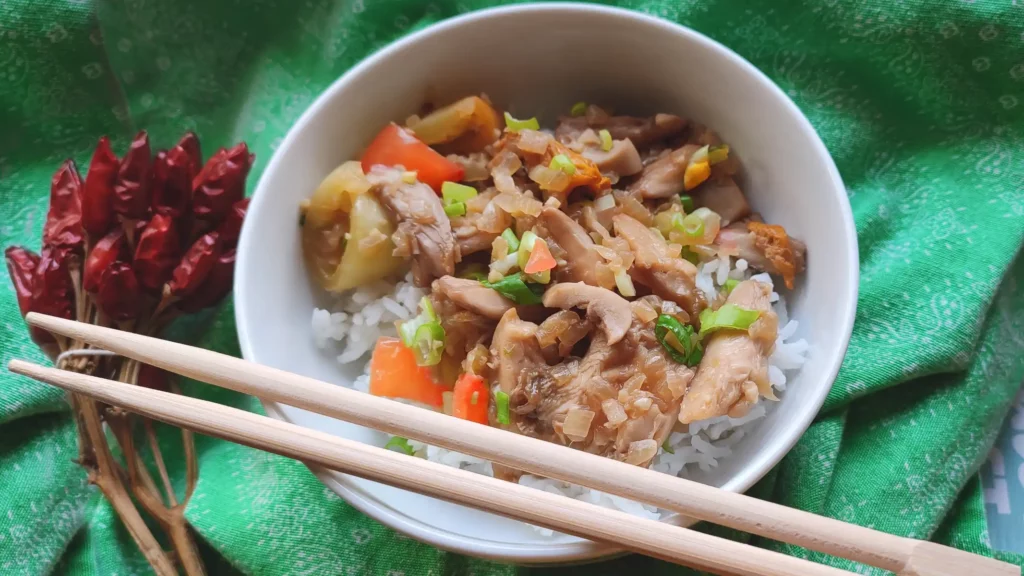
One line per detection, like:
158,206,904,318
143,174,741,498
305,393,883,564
1,1,1022,574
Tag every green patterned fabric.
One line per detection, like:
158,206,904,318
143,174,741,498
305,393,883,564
1,1,1023,574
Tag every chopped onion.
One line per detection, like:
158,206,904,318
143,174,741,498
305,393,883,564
614,269,636,297
517,129,551,154
529,164,571,192
490,150,523,195
494,190,543,217
690,144,710,165
593,194,616,212
563,408,595,442
665,371,692,399
601,398,628,427
622,373,645,395
630,299,659,323
633,396,653,412
625,439,659,465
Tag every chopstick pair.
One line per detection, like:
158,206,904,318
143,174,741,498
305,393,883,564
9,314,1016,576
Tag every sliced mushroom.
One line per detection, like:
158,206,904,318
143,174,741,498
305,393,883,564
691,175,751,226
556,113,688,149
627,144,701,199
434,276,513,320
541,282,632,345
613,214,705,319
536,206,604,286
581,139,643,177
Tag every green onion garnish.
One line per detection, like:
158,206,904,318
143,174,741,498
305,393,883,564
384,436,415,456
654,314,703,366
698,304,761,338
662,440,675,454
443,201,466,217
549,154,576,176
495,390,510,425
399,297,446,366
708,145,730,165
570,101,588,117
517,230,538,270
680,213,705,238
724,278,740,294
442,181,478,203
471,390,479,405
680,246,700,265
501,228,520,253
481,272,545,305
679,195,694,212
504,111,540,132
599,129,613,152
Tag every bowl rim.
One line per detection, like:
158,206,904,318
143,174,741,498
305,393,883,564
235,1,859,564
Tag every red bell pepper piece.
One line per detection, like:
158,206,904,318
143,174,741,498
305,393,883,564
360,123,464,193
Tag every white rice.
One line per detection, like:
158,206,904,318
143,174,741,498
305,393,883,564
312,258,809,533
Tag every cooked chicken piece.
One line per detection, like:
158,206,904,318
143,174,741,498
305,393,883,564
372,176,459,286
715,221,806,289
541,282,633,345
627,144,701,199
434,276,513,320
691,176,751,226
581,139,644,177
612,214,705,319
491,300,693,469
536,206,605,287
556,113,688,149
678,280,778,424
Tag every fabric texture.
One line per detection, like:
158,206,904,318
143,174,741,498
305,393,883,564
1,0,1023,574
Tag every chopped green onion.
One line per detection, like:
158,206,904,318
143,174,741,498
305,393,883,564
679,195,695,213
442,181,478,203
680,246,700,265
471,390,480,405
724,278,740,294
708,145,730,165
399,297,446,366
459,263,488,281
549,154,576,176
495,390,510,425
504,111,540,132
655,314,704,366
570,101,588,117
384,436,415,456
680,213,705,238
698,304,761,338
599,129,613,152
443,201,466,217
481,272,545,305
501,228,520,253
517,230,538,269
614,269,635,297
661,440,675,454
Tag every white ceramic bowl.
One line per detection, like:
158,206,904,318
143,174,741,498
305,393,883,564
235,3,858,565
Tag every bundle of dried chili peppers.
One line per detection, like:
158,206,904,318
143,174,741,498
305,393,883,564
5,131,253,576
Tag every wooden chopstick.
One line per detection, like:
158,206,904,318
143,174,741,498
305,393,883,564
20,313,1018,576
10,359,853,576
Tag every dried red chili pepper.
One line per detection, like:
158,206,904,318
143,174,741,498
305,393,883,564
216,198,249,248
177,131,202,177
31,246,75,322
113,131,152,220
42,160,84,251
168,232,221,298
96,261,143,322
178,249,235,312
133,213,181,292
81,136,119,238
192,143,253,225
5,246,40,318
138,363,170,392
84,228,126,293
151,145,194,218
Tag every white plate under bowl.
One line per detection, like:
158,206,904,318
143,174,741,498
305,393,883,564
234,3,858,565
